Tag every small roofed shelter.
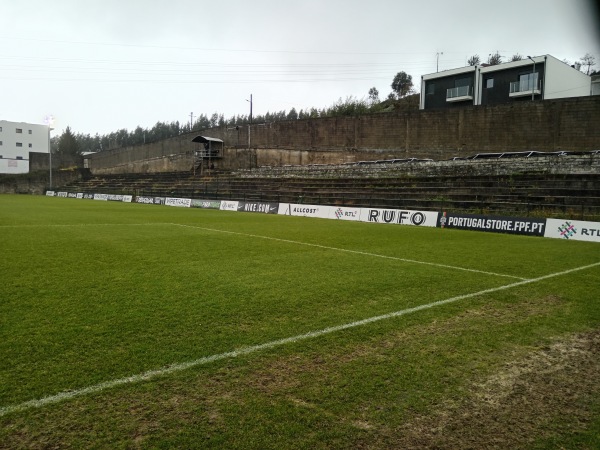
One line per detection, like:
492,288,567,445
191,135,223,173
191,136,223,159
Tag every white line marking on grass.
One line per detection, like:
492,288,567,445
171,223,527,280
0,223,172,228
0,221,523,280
1,261,597,418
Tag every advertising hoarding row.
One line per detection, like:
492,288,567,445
45,191,600,243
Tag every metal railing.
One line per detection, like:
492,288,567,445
446,85,473,99
510,79,540,94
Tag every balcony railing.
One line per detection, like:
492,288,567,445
446,85,473,101
509,79,541,97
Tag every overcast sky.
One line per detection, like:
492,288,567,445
1,0,599,137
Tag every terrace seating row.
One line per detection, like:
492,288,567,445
58,170,600,220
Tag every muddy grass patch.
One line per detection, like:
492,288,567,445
385,329,600,449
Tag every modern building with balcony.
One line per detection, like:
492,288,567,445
420,54,593,110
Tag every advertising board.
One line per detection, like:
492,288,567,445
544,218,600,242
190,199,222,209
237,202,279,214
362,208,439,227
220,201,239,211
165,197,192,208
438,212,546,236
278,203,332,219
329,206,361,221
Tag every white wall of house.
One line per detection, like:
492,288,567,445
0,120,49,174
544,55,592,99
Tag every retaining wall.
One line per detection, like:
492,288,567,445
88,96,600,175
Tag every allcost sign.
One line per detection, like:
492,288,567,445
439,212,546,236
278,203,331,219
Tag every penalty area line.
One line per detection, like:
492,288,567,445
171,223,526,280
1,260,598,418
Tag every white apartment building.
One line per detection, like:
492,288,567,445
0,120,50,174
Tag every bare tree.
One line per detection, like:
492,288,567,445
580,53,596,75
510,53,523,61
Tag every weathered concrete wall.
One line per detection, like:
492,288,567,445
243,154,600,179
0,170,81,194
89,96,600,175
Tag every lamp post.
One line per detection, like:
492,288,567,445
527,56,536,101
44,115,54,189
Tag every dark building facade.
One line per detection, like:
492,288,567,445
420,55,591,110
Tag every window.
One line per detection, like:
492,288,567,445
16,156,23,160
426,83,435,95
28,129,32,134
28,143,33,148
16,128,22,133
16,142,23,147
486,78,494,88
0,126,3,132
518,72,538,90
455,77,471,88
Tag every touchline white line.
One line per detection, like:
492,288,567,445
171,223,527,280
1,261,598,417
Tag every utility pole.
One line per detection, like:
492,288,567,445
189,112,195,131
436,52,443,72
246,94,253,168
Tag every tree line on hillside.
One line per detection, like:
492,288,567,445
59,51,595,155
67,78,418,154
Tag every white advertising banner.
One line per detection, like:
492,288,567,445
93,193,108,201
76,193,84,199
165,197,192,208
278,203,332,219
328,206,362,221
361,208,439,228
544,218,600,242
122,195,133,203
220,200,239,211
46,191,55,196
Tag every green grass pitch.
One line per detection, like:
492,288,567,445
1,194,599,448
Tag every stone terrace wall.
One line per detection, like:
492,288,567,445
88,96,600,174
241,154,600,179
